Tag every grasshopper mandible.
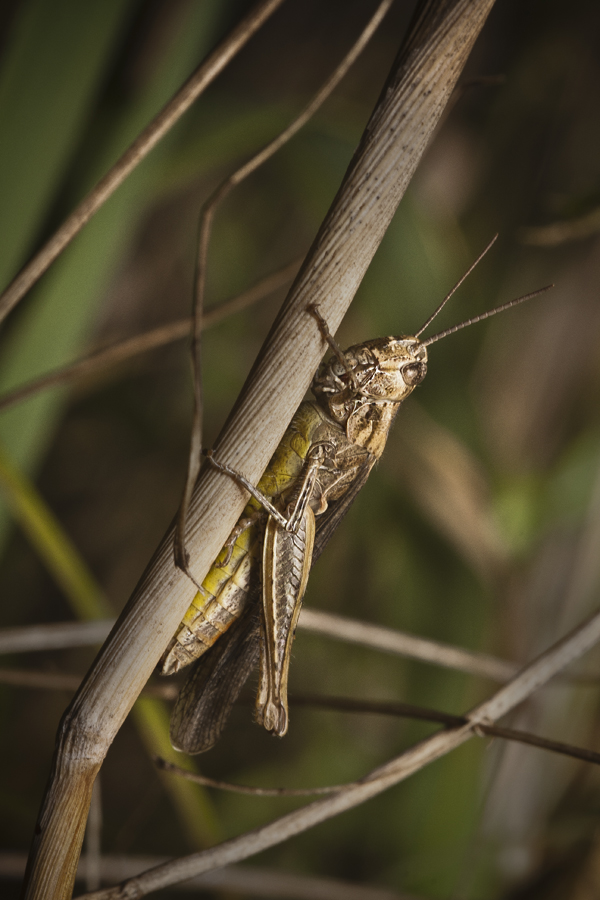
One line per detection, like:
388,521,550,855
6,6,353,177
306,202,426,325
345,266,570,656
160,241,550,754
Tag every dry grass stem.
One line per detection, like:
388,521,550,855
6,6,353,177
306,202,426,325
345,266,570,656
0,607,517,681
299,608,517,681
1,854,413,900
0,0,287,327
22,2,498,897
155,759,346,797
0,620,113,655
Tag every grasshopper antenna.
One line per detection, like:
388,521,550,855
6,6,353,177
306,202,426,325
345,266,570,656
415,234,499,338
421,284,554,347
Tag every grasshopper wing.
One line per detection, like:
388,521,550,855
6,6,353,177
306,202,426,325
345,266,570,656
169,591,261,753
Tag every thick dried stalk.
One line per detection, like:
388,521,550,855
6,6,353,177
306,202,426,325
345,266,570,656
0,0,287,326
22,2,497,898
78,606,600,899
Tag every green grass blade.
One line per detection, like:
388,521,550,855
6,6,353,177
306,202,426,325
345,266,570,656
0,0,139,289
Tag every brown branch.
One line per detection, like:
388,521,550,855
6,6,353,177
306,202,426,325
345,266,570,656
158,692,600,801
287,693,600,768
0,666,178,700
0,0,287,327
22,3,498,898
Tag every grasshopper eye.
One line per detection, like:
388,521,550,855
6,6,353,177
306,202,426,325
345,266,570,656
402,362,426,386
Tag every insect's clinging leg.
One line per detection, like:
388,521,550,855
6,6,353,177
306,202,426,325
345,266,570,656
308,303,360,392
204,450,289,530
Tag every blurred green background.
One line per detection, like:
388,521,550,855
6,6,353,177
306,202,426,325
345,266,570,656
2,0,600,898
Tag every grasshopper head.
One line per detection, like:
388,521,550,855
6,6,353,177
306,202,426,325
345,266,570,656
312,335,428,427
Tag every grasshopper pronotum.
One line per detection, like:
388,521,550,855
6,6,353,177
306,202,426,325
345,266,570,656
160,238,550,754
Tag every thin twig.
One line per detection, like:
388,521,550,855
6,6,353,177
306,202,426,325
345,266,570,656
0,620,114,654
174,0,395,581
298,608,517,681
156,695,600,795
155,758,345,797
5,610,597,684
0,604,519,678
76,605,600,899
287,693,600,767
0,259,301,414
0,854,413,900
0,0,288,327
3,658,598,773
0,609,518,680
0,667,178,700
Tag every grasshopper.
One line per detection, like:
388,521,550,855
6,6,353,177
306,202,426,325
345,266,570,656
161,248,549,754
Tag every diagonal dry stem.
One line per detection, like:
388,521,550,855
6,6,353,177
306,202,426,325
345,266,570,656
22,3,498,898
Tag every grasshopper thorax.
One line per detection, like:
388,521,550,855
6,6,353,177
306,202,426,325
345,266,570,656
311,336,427,443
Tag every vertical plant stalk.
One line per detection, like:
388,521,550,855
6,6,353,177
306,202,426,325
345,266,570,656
0,0,288,326
21,2,497,899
